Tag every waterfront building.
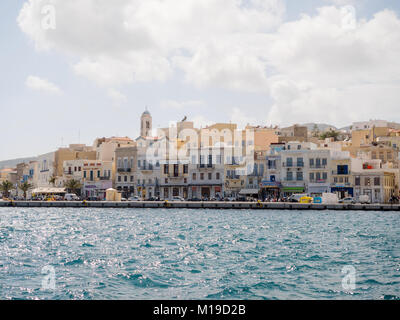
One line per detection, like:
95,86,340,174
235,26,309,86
188,146,224,200
261,143,285,199
53,144,96,178
36,152,55,188
63,159,112,199
330,151,353,199
114,146,137,199
279,142,310,196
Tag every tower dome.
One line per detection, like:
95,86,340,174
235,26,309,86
140,108,152,137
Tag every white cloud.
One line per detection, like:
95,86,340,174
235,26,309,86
230,107,259,128
107,88,127,104
25,75,62,94
17,1,400,125
160,99,204,110
17,0,284,90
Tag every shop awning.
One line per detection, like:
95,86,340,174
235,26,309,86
32,187,66,194
239,189,259,195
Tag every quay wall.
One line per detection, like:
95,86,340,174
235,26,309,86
0,201,399,211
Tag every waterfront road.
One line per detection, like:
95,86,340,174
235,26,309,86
0,200,399,211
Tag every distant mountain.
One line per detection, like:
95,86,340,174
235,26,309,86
302,123,338,133
0,157,37,170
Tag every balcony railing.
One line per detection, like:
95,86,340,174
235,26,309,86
117,168,131,173
332,171,350,175
309,180,328,184
140,166,154,171
283,162,304,168
197,164,215,169
309,164,327,169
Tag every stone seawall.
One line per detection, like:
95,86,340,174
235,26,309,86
0,201,399,211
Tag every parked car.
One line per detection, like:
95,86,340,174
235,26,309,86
170,196,185,202
128,196,141,201
339,197,356,204
64,193,80,201
121,198,128,202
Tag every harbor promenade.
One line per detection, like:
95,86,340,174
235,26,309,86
0,200,399,211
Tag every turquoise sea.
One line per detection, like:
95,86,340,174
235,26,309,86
0,208,399,300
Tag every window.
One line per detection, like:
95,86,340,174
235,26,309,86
337,165,348,175
118,176,121,182
164,164,169,174
374,177,380,186
322,172,327,180
365,177,371,186
296,172,303,181
208,173,212,180
309,158,314,167
216,172,220,180
200,173,204,180
286,158,293,167
322,158,327,166
84,171,87,179
124,176,127,182
183,164,188,174
174,164,179,176
130,176,134,182
355,177,361,186
297,157,304,167
310,173,315,181
193,173,196,180
287,172,293,181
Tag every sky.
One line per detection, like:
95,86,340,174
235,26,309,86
1,0,400,161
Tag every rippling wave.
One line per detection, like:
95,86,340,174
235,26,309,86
1,208,399,300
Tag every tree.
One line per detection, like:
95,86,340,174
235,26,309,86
312,124,320,138
19,181,33,200
64,179,82,195
320,129,340,141
49,175,56,186
0,180,14,199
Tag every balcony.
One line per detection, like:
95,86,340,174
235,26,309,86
332,171,350,175
140,166,154,172
309,180,328,184
309,164,327,169
283,162,304,168
197,164,215,169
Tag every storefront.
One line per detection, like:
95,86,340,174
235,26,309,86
239,188,260,199
281,186,305,196
84,181,112,200
261,181,281,200
308,185,330,196
331,186,353,199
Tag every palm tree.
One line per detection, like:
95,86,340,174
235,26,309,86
64,179,82,195
19,181,33,200
49,175,56,186
0,180,14,199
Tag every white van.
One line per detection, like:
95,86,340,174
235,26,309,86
359,195,371,204
64,193,80,201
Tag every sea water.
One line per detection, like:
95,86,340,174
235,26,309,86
0,208,399,300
